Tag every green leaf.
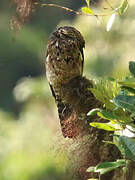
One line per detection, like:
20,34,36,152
87,108,101,116
129,61,135,77
81,7,93,15
114,95,135,114
97,110,118,121
95,159,126,175
107,77,116,82
90,88,105,102
119,0,129,15
90,88,115,110
117,136,135,161
88,108,120,122
121,86,135,94
90,122,117,131
86,166,95,172
118,78,135,89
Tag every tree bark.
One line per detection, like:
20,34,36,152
58,76,125,180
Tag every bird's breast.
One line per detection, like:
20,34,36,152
45,39,83,86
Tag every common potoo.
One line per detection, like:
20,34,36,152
45,26,85,138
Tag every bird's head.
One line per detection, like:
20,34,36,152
52,26,85,49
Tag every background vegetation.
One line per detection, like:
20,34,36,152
0,0,135,179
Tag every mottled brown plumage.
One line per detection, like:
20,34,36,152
45,26,85,138
46,26,85,86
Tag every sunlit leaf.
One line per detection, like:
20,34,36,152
90,88,105,102
97,110,118,121
90,88,115,109
88,108,120,122
87,108,101,116
107,13,116,32
119,0,129,15
116,136,135,161
86,166,95,172
114,95,135,114
90,122,117,131
118,78,135,89
87,160,126,175
95,159,126,175
81,7,93,15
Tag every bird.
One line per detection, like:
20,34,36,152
45,26,85,138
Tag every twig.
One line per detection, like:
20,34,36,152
40,3,82,15
34,3,114,17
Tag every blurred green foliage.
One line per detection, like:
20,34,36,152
0,110,68,180
0,0,85,113
0,0,135,179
